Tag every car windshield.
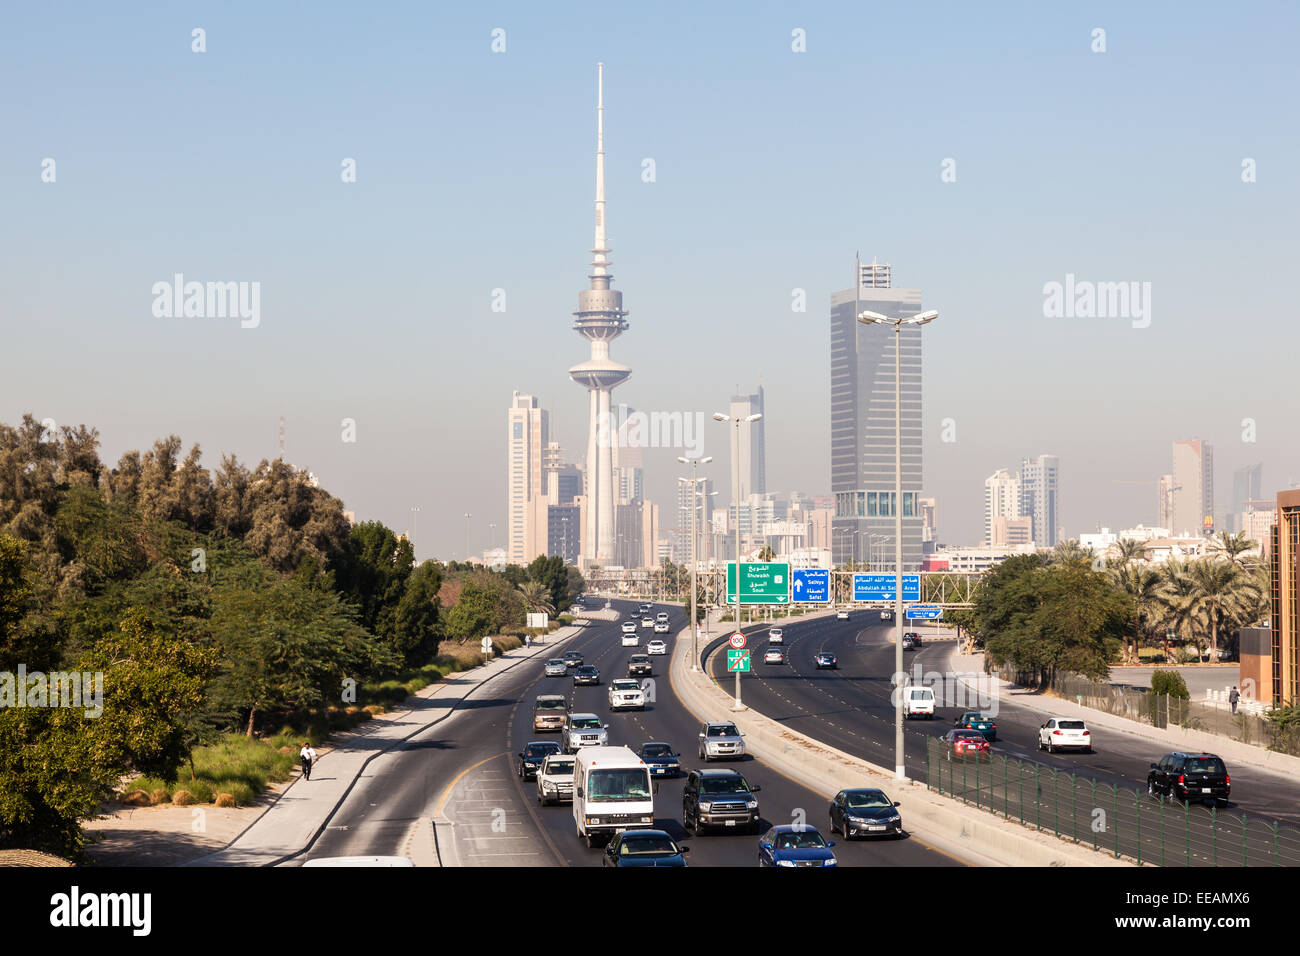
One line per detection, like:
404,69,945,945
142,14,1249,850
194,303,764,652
545,759,574,774
706,725,739,737
612,680,639,690
620,834,677,855
908,690,932,699
631,656,649,663
525,744,557,757
576,666,596,674
547,659,565,667
845,791,890,809
701,776,750,795
1185,757,1226,774
535,700,565,711
774,831,826,850
588,769,651,801
641,744,672,757
572,717,602,729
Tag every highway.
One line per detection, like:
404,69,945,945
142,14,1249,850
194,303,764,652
301,600,960,867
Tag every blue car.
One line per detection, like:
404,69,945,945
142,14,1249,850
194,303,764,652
758,825,837,867
638,741,682,777
602,830,689,867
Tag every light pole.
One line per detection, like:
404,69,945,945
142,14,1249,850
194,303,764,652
678,456,713,672
859,307,938,782
714,411,762,711
410,506,420,559
463,512,472,564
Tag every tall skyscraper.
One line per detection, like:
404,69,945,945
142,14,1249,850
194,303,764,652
830,258,925,569
568,63,630,567
983,469,1021,546
1172,439,1214,536
1157,473,1175,529
1020,455,1061,548
729,385,766,502
674,476,715,564
507,391,548,564
1231,463,1263,532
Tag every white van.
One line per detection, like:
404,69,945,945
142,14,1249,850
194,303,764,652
572,746,655,848
903,685,936,719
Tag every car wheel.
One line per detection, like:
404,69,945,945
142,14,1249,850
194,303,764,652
585,830,596,849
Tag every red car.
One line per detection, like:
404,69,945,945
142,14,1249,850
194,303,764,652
942,729,991,760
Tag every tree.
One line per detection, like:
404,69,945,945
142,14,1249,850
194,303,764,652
390,561,442,664
518,580,554,615
1110,563,1164,664
1208,531,1257,567
757,546,776,562
526,555,571,613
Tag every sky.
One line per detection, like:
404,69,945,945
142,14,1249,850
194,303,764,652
3,1,1298,558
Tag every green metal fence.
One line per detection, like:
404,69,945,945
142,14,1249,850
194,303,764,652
925,737,1300,866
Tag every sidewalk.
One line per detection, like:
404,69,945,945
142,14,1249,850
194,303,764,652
945,645,1300,778
184,625,586,866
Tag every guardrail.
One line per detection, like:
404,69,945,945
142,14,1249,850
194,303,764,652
926,737,1300,866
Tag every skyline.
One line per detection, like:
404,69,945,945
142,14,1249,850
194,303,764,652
4,1,1299,558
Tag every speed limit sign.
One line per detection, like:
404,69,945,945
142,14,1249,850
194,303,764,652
729,632,746,649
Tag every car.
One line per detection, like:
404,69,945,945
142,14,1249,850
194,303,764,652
517,740,562,780
532,694,568,732
608,678,646,711
880,609,893,621
955,711,998,741
637,742,681,777
763,647,785,665
543,658,568,677
641,617,655,628
767,628,784,644
1038,717,1092,753
902,684,936,719
814,652,838,669
698,721,745,761
621,621,638,635
562,651,584,668
656,612,669,624
571,605,585,614
901,635,916,651
904,631,923,647
562,713,609,752
653,621,670,634
602,829,689,867
942,729,991,761
621,630,639,647
573,664,600,686
535,753,576,805
627,654,653,677
639,604,652,614
1147,752,1230,806
646,639,667,655
683,768,761,834
829,788,903,839
758,825,836,867
836,609,850,621
573,745,654,846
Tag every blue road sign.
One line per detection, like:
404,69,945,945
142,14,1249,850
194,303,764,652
906,605,943,620
791,568,830,604
853,573,921,602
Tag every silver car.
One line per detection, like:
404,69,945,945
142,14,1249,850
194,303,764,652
544,658,568,677
562,714,609,753
698,722,746,762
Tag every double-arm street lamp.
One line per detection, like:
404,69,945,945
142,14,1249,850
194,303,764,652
857,307,938,782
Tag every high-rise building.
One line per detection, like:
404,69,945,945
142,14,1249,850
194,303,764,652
1231,463,1263,533
984,469,1021,546
569,64,631,568
830,257,925,569
1020,455,1061,548
507,391,548,564
729,385,766,502
918,497,937,552
674,476,714,565
1157,474,1176,529
1172,440,1214,536
1267,491,1300,706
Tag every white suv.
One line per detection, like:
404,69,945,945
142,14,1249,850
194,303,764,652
1039,717,1093,753
767,628,784,644
902,685,935,719
535,753,575,805
608,679,646,711
562,714,609,753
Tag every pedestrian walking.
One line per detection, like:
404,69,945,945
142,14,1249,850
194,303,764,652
300,742,317,780
1229,687,1240,715
525,633,531,648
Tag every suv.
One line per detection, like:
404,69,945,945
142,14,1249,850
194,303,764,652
653,621,670,634
573,664,600,686
608,678,646,711
532,694,568,732
767,628,784,644
562,714,609,752
1147,752,1230,806
698,721,746,761
535,753,576,805
880,609,893,621
562,652,584,668
683,769,761,834
517,740,562,779
903,631,922,648
836,609,850,621
627,654,653,677
902,685,935,719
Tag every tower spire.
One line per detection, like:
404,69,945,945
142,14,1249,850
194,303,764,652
591,62,610,285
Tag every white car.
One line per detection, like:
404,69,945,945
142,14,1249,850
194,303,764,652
902,685,935,719
880,609,893,621
767,628,784,644
836,609,850,621
763,648,785,665
1039,717,1093,753
562,714,609,753
641,617,655,628
621,631,638,647
656,612,669,624
608,678,646,711
621,621,637,635
646,639,667,655
698,722,746,761
653,621,670,634
536,753,576,805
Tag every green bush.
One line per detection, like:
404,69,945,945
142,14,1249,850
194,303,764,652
1150,669,1190,699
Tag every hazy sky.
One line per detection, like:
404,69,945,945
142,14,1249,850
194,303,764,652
4,1,1298,558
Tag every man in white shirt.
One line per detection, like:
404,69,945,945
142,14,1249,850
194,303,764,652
300,743,317,781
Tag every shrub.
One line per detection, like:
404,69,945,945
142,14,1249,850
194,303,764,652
1150,669,1190,699
214,793,236,808
171,790,194,806
150,788,171,806
121,790,150,807
185,780,215,804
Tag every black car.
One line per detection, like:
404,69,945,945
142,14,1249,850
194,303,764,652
904,631,923,647
638,742,681,777
562,652,584,668
1147,752,1231,806
683,769,762,835
628,654,653,678
516,740,562,780
602,829,689,867
573,664,600,686
829,787,903,839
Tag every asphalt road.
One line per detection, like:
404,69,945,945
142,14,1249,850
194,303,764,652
302,600,959,867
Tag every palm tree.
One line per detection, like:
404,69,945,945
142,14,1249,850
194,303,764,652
518,579,554,615
1050,539,1090,566
1109,537,1146,569
1157,560,1206,662
1111,563,1163,664
1208,530,1258,567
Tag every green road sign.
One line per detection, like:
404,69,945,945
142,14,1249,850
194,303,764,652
725,562,791,604
727,649,751,672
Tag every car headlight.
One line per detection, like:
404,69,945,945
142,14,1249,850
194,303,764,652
776,860,796,868
824,858,838,866
745,799,758,808
698,802,711,811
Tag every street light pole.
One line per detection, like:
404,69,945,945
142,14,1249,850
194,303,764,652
714,411,761,711
859,307,938,783
463,512,472,564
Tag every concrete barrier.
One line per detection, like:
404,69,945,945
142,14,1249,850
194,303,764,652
670,618,1138,867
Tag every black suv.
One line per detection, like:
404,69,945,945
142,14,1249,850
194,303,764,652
573,664,600,686
516,740,562,780
1147,752,1230,806
682,769,761,835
